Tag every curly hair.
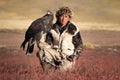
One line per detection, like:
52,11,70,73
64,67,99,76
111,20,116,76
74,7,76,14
56,6,72,18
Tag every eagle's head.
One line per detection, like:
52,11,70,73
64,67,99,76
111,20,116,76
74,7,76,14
47,10,53,15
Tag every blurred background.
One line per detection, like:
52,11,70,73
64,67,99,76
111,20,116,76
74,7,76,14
0,0,120,30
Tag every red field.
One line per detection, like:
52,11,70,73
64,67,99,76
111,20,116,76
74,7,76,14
0,30,120,80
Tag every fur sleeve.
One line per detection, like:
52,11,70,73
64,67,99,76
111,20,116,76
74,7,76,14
72,31,83,51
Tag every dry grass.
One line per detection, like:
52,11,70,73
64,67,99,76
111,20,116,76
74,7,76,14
0,19,120,31
83,42,95,49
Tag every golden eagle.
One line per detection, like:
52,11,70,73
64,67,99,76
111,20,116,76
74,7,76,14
20,11,53,55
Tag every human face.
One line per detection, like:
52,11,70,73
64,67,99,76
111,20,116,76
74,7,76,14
59,14,71,27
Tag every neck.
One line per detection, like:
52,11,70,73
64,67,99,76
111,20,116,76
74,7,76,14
56,21,70,28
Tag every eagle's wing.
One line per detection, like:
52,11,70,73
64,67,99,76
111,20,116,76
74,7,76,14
26,18,45,36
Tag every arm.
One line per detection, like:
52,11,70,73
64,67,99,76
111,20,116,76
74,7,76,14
72,31,83,59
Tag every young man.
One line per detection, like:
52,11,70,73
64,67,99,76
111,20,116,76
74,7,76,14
38,6,83,71
45,6,83,70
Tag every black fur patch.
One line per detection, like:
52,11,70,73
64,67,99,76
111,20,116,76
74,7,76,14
72,32,82,48
67,23,77,35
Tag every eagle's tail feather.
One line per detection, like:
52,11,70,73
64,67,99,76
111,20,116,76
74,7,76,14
26,38,35,54
29,44,34,53
20,40,27,50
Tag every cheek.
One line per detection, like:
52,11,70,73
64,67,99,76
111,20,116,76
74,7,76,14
65,18,70,22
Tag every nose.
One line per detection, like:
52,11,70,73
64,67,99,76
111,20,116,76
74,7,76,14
61,16,65,21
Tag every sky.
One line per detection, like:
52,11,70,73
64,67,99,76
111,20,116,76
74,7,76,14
0,0,120,29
